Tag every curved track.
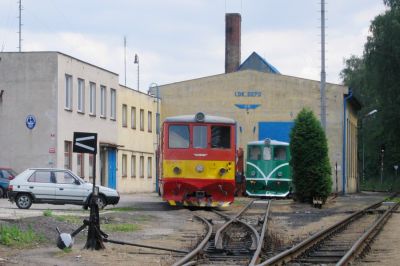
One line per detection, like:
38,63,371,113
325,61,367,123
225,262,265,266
173,200,271,266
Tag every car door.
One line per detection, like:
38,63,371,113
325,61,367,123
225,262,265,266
54,170,88,203
26,170,56,201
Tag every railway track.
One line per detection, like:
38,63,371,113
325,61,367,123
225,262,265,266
173,199,271,266
257,198,400,266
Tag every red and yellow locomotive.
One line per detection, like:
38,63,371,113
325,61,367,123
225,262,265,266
159,112,236,207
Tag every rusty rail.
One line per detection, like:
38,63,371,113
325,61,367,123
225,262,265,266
337,201,400,265
172,214,213,266
213,199,254,249
249,200,271,266
257,199,386,266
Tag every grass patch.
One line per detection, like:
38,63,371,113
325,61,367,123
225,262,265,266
54,215,82,224
0,225,44,247
43,209,53,217
109,206,137,212
132,214,153,222
384,197,400,203
101,223,140,232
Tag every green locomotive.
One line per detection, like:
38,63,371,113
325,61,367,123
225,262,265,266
245,139,292,197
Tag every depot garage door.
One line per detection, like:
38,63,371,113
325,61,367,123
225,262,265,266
258,121,294,142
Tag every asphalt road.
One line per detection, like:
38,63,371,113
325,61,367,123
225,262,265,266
0,192,162,220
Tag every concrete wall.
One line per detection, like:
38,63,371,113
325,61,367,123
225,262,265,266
0,52,58,173
116,86,158,193
157,70,356,193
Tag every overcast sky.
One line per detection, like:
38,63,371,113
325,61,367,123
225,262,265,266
0,0,387,92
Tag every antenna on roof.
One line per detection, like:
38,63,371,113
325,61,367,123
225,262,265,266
18,0,23,52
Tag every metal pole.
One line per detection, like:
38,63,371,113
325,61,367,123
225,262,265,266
320,0,326,130
124,36,126,86
134,54,139,91
156,85,160,193
137,62,139,91
380,152,384,184
18,0,22,52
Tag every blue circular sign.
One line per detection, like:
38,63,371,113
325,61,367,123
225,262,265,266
26,115,36,130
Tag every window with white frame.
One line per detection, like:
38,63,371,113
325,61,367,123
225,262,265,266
89,82,96,115
110,88,116,120
77,78,85,113
147,157,152,178
122,104,127,127
65,74,72,110
100,85,106,117
140,109,144,131
131,107,136,129
131,155,136,177
140,156,144,178
122,154,127,177
148,111,152,133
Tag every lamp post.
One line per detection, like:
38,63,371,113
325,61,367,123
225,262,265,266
361,109,378,184
134,54,139,91
149,83,160,193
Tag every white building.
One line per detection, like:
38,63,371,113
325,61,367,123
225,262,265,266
0,52,157,193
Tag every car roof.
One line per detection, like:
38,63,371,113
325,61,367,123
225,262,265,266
28,168,69,171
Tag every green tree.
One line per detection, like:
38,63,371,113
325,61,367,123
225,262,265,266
341,0,400,187
289,108,332,203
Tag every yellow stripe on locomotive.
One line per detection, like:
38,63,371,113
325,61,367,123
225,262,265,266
163,159,235,180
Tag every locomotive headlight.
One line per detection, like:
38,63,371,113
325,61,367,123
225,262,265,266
219,168,227,176
173,166,181,175
195,164,204,173
277,171,283,177
250,170,256,177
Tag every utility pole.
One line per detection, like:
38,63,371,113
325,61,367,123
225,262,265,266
380,144,385,184
18,0,22,52
124,36,127,86
134,54,139,91
320,0,326,130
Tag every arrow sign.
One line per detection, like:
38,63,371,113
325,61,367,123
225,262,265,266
73,132,97,154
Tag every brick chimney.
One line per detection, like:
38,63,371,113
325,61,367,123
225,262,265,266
225,13,241,73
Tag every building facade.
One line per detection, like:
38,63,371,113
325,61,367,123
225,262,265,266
0,52,157,193
154,69,359,194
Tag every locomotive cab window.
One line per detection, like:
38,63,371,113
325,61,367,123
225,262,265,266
263,146,272,161
169,125,189,148
249,145,261,160
193,126,207,148
211,126,230,149
274,146,287,160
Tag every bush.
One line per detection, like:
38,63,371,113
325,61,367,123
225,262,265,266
290,108,332,203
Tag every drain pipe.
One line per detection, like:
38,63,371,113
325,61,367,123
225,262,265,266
342,90,353,195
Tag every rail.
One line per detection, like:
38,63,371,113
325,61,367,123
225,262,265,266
258,198,386,266
172,215,213,266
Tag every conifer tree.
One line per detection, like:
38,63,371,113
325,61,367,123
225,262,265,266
289,108,332,203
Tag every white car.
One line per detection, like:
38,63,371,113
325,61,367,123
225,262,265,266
8,168,119,209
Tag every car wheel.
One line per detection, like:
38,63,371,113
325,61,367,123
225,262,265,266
0,188,4,198
96,195,106,209
16,194,33,209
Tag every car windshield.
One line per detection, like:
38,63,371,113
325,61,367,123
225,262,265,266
8,169,18,176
